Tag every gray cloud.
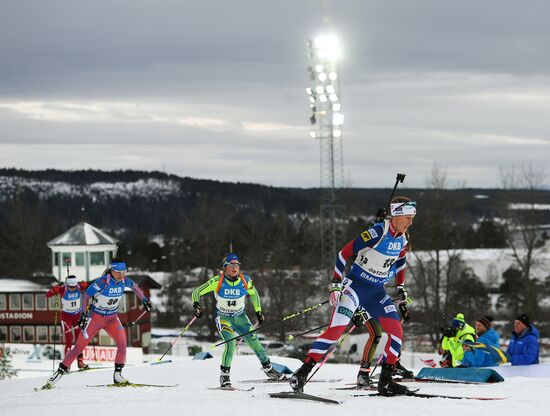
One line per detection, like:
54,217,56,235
1,0,549,188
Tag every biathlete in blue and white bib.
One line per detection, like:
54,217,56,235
291,197,417,396
43,258,153,389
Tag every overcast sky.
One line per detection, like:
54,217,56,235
1,0,549,188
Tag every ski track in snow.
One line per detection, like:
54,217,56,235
1,355,549,416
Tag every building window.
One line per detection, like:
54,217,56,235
23,326,35,342
9,294,21,310
35,294,47,310
22,293,34,310
90,251,105,266
75,252,85,266
107,251,114,264
10,326,22,342
48,296,61,311
118,294,128,313
99,329,116,346
53,252,59,266
50,325,61,343
0,326,7,342
62,252,72,266
131,325,140,343
36,326,48,342
0,294,6,310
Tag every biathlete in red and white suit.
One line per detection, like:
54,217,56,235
46,275,89,369
290,197,417,396
43,258,153,389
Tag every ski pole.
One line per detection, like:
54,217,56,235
369,353,385,380
124,310,148,327
287,324,328,341
304,325,356,386
157,316,197,362
64,325,78,335
385,173,406,213
212,300,329,347
52,295,59,372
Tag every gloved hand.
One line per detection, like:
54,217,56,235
375,207,386,222
256,311,265,324
351,309,368,327
142,299,152,312
398,302,411,322
77,313,88,330
193,301,203,318
329,284,342,307
396,285,408,302
441,326,456,338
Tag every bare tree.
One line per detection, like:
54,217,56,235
407,164,472,345
499,164,548,318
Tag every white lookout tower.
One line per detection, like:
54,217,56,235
47,222,119,282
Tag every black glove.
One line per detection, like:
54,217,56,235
256,311,265,324
77,313,88,330
398,302,411,322
375,207,386,221
396,285,408,302
351,309,368,327
142,299,152,312
193,302,203,318
441,326,456,338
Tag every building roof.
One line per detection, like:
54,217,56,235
0,274,161,292
130,274,162,290
0,275,58,292
47,222,118,246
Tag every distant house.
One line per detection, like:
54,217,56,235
47,221,118,281
0,222,161,350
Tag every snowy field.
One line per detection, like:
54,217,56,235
1,354,550,416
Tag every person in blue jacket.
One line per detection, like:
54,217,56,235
462,315,501,367
506,313,540,366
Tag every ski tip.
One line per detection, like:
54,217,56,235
208,386,255,391
270,391,342,405
151,359,172,365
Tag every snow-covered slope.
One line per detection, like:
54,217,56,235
1,355,549,416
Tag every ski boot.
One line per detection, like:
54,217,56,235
77,354,89,370
377,363,408,396
262,361,285,381
113,363,128,384
220,366,231,388
394,359,414,379
289,358,315,393
356,367,374,388
43,363,69,389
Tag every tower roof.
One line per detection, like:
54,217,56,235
47,222,118,246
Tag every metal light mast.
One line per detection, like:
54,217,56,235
306,35,344,280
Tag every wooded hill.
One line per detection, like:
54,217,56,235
1,168,549,276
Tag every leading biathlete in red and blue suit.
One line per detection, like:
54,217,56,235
290,197,417,396
43,258,153,389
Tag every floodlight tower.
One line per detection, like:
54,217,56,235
306,35,344,280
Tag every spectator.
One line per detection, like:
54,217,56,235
507,313,540,366
462,315,501,367
439,313,475,367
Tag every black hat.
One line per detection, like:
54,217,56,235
477,315,493,329
515,313,530,327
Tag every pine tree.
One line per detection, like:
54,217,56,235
0,344,18,380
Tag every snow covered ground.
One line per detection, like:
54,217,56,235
1,354,550,416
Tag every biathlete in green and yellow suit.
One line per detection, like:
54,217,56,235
191,253,283,387
440,313,476,367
